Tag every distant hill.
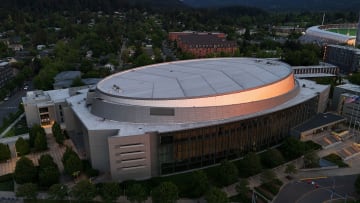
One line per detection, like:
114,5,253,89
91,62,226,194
0,0,187,12
182,0,360,11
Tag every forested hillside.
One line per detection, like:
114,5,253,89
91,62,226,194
183,0,360,11
0,0,186,12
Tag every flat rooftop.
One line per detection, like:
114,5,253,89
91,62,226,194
97,58,292,99
292,113,346,133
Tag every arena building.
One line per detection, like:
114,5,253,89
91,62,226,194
302,24,358,46
23,58,330,181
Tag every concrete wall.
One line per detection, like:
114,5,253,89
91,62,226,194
87,129,118,172
317,85,331,113
91,85,299,124
108,132,159,181
23,103,40,127
332,86,359,110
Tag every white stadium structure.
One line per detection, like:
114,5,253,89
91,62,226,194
304,24,358,46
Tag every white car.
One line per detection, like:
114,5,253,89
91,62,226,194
4,97,9,101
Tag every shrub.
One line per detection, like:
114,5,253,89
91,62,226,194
323,153,349,168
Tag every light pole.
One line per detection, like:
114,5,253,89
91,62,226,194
251,190,257,203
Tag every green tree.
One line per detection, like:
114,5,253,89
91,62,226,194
99,182,121,203
205,187,229,203
238,152,262,177
70,179,97,201
55,130,65,145
235,179,250,195
280,137,305,160
126,183,148,203
39,167,60,187
34,131,48,151
260,169,277,184
133,53,152,67
16,183,38,200
151,182,179,203
62,147,78,163
261,148,285,168
63,154,83,178
304,151,319,168
284,163,297,176
217,160,239,186
189,170,210,197
14,157,37,184
71,77,85,87
48,183,68,200
39,154,57,169
15,137,30,156
0,143,11,161
51,122,61,137
38,154,60,187
29,124,45,147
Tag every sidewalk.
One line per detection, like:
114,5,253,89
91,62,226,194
0,191,21,202
222,158,303,197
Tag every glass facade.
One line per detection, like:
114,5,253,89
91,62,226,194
158,98,318,175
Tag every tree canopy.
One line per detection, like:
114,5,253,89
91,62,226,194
205,187,229,203
261,148,285,168
188,170,210,197
126,183,148,203
48,184,68,200
238,152,262,177
52,122,65,145
217,160,239,186
34,131,48,152
38,154,60,187
151,182,179,203
70,179,97,201
0,143,11,162
99,182,122,203
16,183,38,200
14,157,37,184
15,137,30,156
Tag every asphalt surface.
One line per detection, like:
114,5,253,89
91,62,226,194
274,175,358,203
0,89,26,127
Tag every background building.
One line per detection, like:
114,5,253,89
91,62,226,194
292,62,338,78
333,84,360,110
169,31,237,57
0,61,13,88
23,58,330,181
323,45,360,73
302,24,357,46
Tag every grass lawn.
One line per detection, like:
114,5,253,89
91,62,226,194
327,28,357,36
3,116,29,138
229,192,252,203
323,153,349,168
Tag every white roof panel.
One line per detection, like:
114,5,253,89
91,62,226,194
97,58,292,99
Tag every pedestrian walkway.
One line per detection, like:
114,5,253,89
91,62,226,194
0,130,79,176
221,138,360,201
0,191,21,202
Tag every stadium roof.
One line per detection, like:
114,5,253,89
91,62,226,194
97,58,293,99
306,26,355,43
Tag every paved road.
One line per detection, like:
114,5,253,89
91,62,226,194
274,175,358,203
0,90,26,127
